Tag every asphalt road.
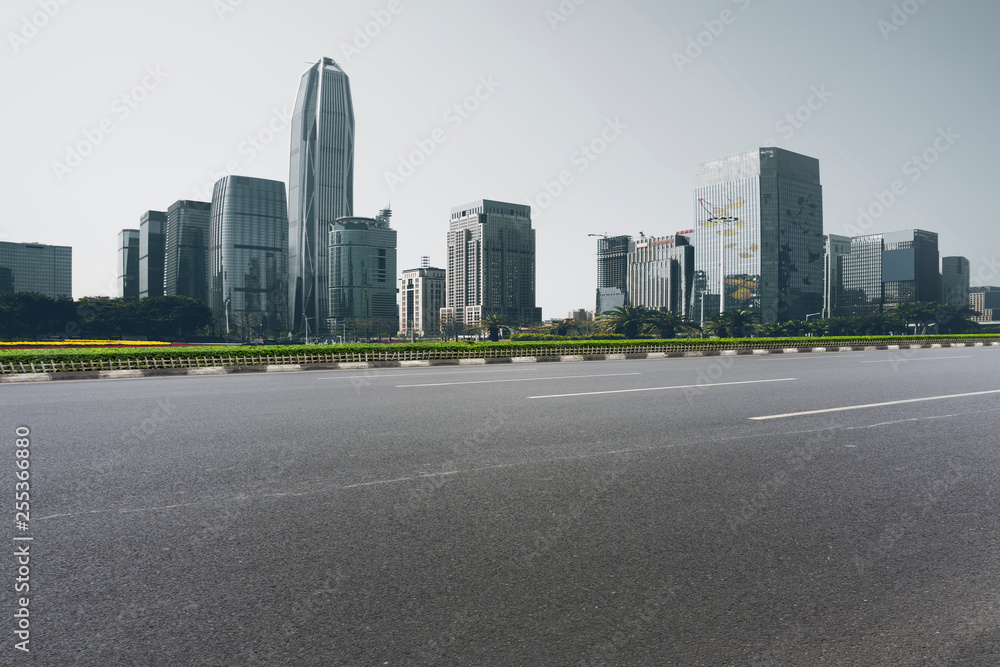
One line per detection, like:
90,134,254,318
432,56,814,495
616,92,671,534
2,347,1000,665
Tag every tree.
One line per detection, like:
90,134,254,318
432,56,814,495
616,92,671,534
599,305,651,339
480,314,506,342
706,309,755,338
643,310,686,339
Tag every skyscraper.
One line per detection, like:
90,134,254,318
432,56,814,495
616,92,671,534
164,200,211,304
288,57,355,335
441,199,542,328
595,235,631,314
328,209,397,330
208,176,289,337
0,241,72,298
941,256,970,305
693,148,824,323
139,210,167,299
117,229,140,299
400,259,446,338
822,234,851,318
626,234,694,318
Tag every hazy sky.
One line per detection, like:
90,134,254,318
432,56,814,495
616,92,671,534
3,0,999,317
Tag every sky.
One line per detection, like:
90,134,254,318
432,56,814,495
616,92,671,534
3,0,1000,318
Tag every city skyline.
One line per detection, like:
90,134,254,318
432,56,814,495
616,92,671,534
4,1,1000,317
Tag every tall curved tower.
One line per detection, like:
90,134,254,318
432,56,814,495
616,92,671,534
288,57,355,335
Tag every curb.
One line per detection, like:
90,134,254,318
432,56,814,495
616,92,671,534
1,342,994,384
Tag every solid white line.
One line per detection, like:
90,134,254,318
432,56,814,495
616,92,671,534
528,377,797,399
750,388,1000,421
862,356,970,363
398,372,641,388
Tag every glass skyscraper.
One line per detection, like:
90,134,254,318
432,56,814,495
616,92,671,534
693,148,824,323
595,235,631,314
208,176,289,337
0,241,72,298
117,229,140,299
288,57,355,335
164,200,211,304
328,209,397,330
139,210,167,299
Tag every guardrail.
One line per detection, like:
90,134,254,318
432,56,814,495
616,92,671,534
3,338,998,374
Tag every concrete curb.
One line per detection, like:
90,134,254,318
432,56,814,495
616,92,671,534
1,341,995,383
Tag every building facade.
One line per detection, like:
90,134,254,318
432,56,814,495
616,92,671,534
692,148,824,323
941,256,970,305
596,235,631,314
208,176,289,337
834,229,941,316
626,234,694,318
288,57,355,335
441,199,542,329
139,210,167,299
970,287,1000,323
164,200,211,304
822,234,851,318
400,262,446,338
328,210,397,331
0,241,72,298
117,229,140,299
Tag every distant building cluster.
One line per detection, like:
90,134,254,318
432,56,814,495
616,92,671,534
596,147,989,324
4,63,994,334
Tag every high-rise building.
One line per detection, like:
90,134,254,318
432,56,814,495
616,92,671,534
834,229,941,317
328,209,397,331
208,176,289,337
288,57,355,334
164,200,211,304
970,287,1000,323
626,234,694,318
0,241,72,298
139,210,167,299
941,256,970,305
595,235,631,314
400,259,445,338
693,147,824,322
822,234,851,318
117,229,140,299
441,199,542,328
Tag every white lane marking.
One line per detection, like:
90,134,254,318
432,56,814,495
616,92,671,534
862,356,971,364
319,366,550,380
528,377,797,399
750,389,1000,421
398,372,641,388
842,413,961,430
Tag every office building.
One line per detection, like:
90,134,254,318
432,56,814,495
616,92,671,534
164,200,211,303
834,229,941,316
117,229,140,299
692,147,825,322
941,256,970,305
400,258,445,338
441,199,542,328
0,241,72,298
288,57,355,334
208,176,289,337
970,287,1000,323
626,234,694,318
328,209,397,331
595,235,631,314
822,234,851,318
139,210,167,298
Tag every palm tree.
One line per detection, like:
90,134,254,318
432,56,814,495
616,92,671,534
643,310,686,339
599,305,651,339
480,314,507,342
706,309,755,338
